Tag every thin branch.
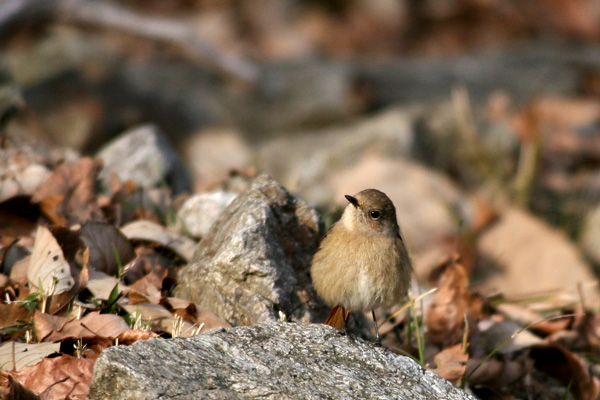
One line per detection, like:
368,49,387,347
0,0,260,84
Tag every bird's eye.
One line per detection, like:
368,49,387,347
370,210,381,220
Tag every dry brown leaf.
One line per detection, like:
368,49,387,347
477,207,599,309
87,268,127,300
124,290,151,306
116,329,159,345
127,270,164,305
0,342,60,372
160,297,231,331
37,195,67,227
425,256,470,347
33,311,73,342
530,343,600,400
4,375,41,400
194,306,232,332
5,355,93,400
160,297,193,310
161,297,196,321
431,344,468,385
42,311,129,342
80,221,135,276
27,226,74,296
496,303,572,335
46,262,89,315
120,220,196,262
31,157,102,225
79,339,113,362
0,304,34,330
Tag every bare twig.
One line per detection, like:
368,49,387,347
0,0,260,84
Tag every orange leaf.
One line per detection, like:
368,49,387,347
0,304,34,330
425,257,470,347
432,344,468,385
32,157,102,225
4,355,93,400
116,329,159,345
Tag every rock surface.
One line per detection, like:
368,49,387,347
175,175,328,326
96,124,192,194
88,322,475,400
173,191,237,239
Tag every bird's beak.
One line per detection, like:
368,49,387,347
345,195,359,208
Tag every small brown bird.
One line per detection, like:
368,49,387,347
311,189,412,343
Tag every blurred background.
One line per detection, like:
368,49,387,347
4,1,600,397
2,0,600,306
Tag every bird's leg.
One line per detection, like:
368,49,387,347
372,310,381,345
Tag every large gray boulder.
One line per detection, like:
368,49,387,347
88,322,475,400
174,175,328,326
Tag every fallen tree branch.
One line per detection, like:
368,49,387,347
0,0,260,84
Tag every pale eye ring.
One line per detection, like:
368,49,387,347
370,210,381,220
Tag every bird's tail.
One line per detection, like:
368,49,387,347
324,305,351,330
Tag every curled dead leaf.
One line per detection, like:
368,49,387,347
530,343,600,400
425,256,472,347
160,297,231,331
126,269,164,305
31,157,102,226
80,221,135,276
33,311,73,342
120,220,196,262
87,268,127,301
431,344,468,385
0,304,34,330
3,355,93,400
116,329,159,345
27,226,74,296
46,262,89,315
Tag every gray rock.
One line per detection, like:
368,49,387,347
88,322,475,400
175,175,328,326
173,191,238,239
96,124,192,194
